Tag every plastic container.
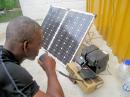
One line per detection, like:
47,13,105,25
117,60,130,82
117,60,130,97
122,78,130,97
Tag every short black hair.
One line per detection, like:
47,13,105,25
6,16,41,43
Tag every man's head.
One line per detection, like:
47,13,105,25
4,16,43,61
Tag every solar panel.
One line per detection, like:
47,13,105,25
42,6,94,65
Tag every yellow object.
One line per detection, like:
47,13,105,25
66,62,104,93
86,0,130,62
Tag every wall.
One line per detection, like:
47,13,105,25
19,0,86,20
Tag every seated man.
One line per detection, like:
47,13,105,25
0,16,64,97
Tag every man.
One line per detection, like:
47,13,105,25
0,16,64,97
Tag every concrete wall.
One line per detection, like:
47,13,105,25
19,0,86,20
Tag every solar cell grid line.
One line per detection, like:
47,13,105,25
48,22,78,64
48,26,66,49
42,6,67,49
49,27,73,63
62,39,78,64
49,28,67,58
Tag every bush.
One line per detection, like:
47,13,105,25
0,0,19,10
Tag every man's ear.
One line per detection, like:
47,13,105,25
23,41,29,55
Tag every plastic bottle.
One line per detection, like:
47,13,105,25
117,60,130,82
122,78,130,97
117,60,130,97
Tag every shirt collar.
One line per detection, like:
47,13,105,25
0,45,20,65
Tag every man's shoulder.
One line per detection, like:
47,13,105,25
0,61,39,96
4,61,33,81
0,45,3,48
0,45,3,51
0,61,33,88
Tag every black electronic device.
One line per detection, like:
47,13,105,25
75,45,109,79
39,54,45,61
78,67,96,80
81,45,109,74
86,49,109,73
81,45,99,61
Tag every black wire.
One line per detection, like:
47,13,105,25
57,70,84,82
0,51,27,97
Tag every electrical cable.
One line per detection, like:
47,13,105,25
56,70,84,82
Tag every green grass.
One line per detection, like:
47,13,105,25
0,9,22,23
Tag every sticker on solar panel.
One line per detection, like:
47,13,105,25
41,6,94,65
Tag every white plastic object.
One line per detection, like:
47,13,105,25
117,60,130,81
122,78,130,97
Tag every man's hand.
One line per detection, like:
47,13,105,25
38,52,56,75
35,52,64,97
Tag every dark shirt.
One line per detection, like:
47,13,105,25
0,46,39,97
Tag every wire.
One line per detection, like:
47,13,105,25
85,37,102,45
85,29,102,46
0,51,27,97
56,70,84,82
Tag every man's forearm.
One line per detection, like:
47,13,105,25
46,71,64,97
